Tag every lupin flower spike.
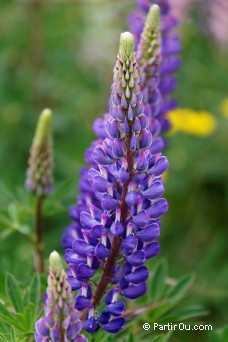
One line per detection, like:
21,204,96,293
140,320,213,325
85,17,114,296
129,0,181,135
63,31,168,334
26,108,53,197
136,4,164,154
35,251,87,342
25,108,54,273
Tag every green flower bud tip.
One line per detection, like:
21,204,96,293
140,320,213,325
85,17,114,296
119,32,135,61
34,108,52,146
49,250,63,274
146,4,160,34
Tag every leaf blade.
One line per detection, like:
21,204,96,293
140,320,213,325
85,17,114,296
5,273,23,313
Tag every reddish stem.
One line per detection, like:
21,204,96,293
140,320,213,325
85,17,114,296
81,138,134,321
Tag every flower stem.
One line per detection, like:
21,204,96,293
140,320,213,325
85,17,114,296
35,196,44,273
81,136,135,321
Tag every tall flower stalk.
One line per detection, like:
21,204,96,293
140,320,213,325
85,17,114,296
129,0,181,136
26,108,53,273
35,251,87,342
63,30,168,334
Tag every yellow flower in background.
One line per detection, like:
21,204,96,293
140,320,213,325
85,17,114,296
220,98,228,118
167,108,217,136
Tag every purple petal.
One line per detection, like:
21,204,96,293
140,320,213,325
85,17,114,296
139,129,152,149
144,241,160,259
75,295,90,310
136,223,160,242
112,265,121,284
51,323,60,342
102,317,125,333
121,118,130,135
92,176,107,192
126,190,138,207
67,276,82,291
150,137,165,154
72,239,94,257
106,120,120,139
105,288,120,305
99,310,111,324
107,301,125,316
122,283,147,300
110,221,124,237
132,210,149,227
121,234,137,252
93,118,107,139
133,117,141,132
76,334,89,342
35,318,49,337
130,132,138,151
112,139,124,158
149,156,169,176
123,262,132,275
83,318,99,333
80,212,98,229
118,167,129,183
135,101,144,116
143,181,165,200
76,264,95,280
101,194,118,211
90,225,104,238
94,146,113,165
94,242,110,259
125,266,149,284
126,250,146,266
147,198,168,218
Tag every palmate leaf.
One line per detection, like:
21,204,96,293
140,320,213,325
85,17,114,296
151,259,168,301
166,274,195,302
157,305,208,324
0,334,8,342
0,302,25,331
5,273,23,313
28,273,40,319
9,327,16,342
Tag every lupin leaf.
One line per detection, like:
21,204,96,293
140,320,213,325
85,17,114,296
151,259,168,301
5,273,23,313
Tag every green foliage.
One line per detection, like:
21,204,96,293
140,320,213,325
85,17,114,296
210,325,228,342
0,272,41,340
151,259,167,301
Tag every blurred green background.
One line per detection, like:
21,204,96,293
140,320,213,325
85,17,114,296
0,0,228,341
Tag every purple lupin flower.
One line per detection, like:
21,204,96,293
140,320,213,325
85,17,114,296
63,32,168,334
136,5,164,154
61,5,171,253
129,0,181,134
34,251,87,342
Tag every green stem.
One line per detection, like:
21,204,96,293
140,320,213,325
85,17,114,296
35,197,44,273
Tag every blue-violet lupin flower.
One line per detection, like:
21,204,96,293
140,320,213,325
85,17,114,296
129,0,181,135
136,4,165,154
61,4,169,252
35,251,87,342
26,108,53,197
64,32,168,334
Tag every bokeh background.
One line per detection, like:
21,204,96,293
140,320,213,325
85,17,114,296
0,0,228,341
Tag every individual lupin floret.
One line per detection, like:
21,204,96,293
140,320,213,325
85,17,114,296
63,32,168,334
34,251,87,342
26,108,53,197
